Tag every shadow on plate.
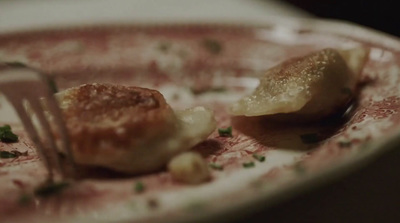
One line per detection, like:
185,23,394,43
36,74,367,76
231,108,355,151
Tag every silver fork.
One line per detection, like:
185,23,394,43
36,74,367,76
0,63,75,182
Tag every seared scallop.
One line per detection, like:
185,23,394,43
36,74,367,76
230,48,369,121
56,83,216,174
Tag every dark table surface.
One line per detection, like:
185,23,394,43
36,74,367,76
281,0,400,37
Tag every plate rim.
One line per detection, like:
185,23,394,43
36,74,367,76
1,18,400,223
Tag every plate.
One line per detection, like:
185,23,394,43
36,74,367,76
1,20,400,223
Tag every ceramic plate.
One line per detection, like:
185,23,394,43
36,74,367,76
1,20,400,223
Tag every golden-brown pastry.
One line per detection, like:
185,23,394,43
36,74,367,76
230,48,369,121
56,83,216,174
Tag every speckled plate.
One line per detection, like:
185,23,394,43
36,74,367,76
1,18,400,223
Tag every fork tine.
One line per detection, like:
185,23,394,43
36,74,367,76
7,98,55,181
0,64,75,181
40,77,76,177
29,97,65,178
42,95,76,177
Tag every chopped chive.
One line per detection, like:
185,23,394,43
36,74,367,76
158,42,171,52
185,201,206,212
338,141,352,148
208,87,227,93
242,162,255,168
134,181,145,193
0,125,11,131
294,162,306,174
34,182,70,197
252,154,265,162
48,78,58,93
0,124,18,143
190,87,227,95
218,126,233,137
0,150,27,159
5,62,26,68
209,163,223,171
147,198,159,209
202,38,223,54
300,133,320,144
18,194,32,205
0,131,18,142
0,151,18,158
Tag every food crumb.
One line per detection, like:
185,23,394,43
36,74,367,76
157,42,171,52
168,152,211,184
202,38,223,54
147,198,159,209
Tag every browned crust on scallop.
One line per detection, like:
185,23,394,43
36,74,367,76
59,83,177,157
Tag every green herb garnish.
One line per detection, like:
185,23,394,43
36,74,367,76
208,87,226,93
242,162,255,168
0,151,18,158
252,154,265,162
202,38,222,54
294,162,306,174
134,181,145,193
5,62,26,68
185,201,206,212
300,133,320,144
18,194,32,205
147,198,159,209
34,182,70,197
158,42,171,52
218,126,232,137
0,150,27,159
209,163,223,171
190,86,227,95
48,78,58,93
0,125,18,143
338,141,352,148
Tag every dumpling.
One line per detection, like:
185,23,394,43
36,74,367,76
56,83,216,174
230,48,369,121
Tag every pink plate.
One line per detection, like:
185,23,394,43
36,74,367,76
1,21,400,223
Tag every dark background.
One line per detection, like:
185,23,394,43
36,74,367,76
281,0,400,37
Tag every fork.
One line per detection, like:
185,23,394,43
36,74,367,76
0,63,75,182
